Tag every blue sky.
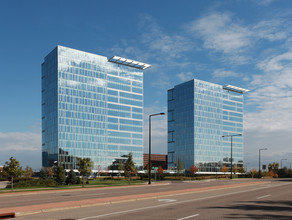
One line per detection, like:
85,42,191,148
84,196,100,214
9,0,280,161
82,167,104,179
1,0,292,170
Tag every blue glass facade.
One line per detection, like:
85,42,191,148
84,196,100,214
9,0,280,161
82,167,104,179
42,46,144,170
168,79,247,172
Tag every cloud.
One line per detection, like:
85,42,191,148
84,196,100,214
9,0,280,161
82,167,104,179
186,12,291,66
243,49,292,169
212,69,241,79
252,0,276,6
105,14,196,92
177,72,194,82
0,150,41,170
188,13,252,55
0,132,41,169
257,52,292,73
246,52,292,132
0,132,41,152
252,19,288,41
139,14,194,59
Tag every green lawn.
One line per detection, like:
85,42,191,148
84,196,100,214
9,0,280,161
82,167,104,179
0,179,146,193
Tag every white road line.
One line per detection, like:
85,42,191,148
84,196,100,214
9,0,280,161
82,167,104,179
158,199,176,202
177,214,200,220
257,194,271,199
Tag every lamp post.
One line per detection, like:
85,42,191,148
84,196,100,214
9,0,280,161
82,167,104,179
281,159,287,169
222,134,242,179
148,112,165,184
259,148,268,178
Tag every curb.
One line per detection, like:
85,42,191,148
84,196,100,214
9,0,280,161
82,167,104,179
0,212,15,219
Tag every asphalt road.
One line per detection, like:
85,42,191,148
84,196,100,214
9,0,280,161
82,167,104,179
14,179,292,220
0,179,255,208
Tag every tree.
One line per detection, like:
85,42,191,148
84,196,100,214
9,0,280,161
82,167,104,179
190,165,198,179
77,157,93,187
232,165,238,174
221,165,229,174
3,157,23,191
268,170,277,178
157,166,164,181
238,166,246,174
250,169,257,178
23,166,34,180
66,170,77,185
268,162,279,174
177,157,184,175
55,166,66,185
47,167,54,178
124,152,137,181
278,167,288,178
40,168,49,180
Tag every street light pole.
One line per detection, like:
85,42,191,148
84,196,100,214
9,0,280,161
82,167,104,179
259,148,268,178
281,159,287,169
222,134,242,179
148,112,165,185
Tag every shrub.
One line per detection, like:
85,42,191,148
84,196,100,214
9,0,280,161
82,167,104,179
66,170,77,185
6,178,57,188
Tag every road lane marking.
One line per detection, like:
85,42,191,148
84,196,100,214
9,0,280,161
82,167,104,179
158,199,176,202
257,194,271,199
177,214,200,220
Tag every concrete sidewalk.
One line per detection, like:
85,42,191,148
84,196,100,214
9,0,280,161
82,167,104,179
0,181,268,217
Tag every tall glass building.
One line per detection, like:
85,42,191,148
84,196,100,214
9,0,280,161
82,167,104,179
42,46,150,170
167,79,249,172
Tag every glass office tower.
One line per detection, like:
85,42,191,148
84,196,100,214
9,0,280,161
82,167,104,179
168,79,249,172
42,46,150,170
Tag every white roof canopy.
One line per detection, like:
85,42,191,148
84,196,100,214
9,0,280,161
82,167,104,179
223,85,250,94
108,56,151,70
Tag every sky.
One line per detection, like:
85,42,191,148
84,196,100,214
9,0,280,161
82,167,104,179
1,0,292,171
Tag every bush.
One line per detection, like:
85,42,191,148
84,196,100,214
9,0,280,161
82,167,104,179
138,173,146,180
66,170,77,185
55,166,66,185
6,178,57,188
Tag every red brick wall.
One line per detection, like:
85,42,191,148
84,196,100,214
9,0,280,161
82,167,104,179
143,154,168,169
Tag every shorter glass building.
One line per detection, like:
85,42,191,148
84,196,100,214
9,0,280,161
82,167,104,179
42,46,150,170
168,79,249,172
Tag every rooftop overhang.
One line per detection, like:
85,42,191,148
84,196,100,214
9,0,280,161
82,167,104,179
223,85,250,94
108,56,151,70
